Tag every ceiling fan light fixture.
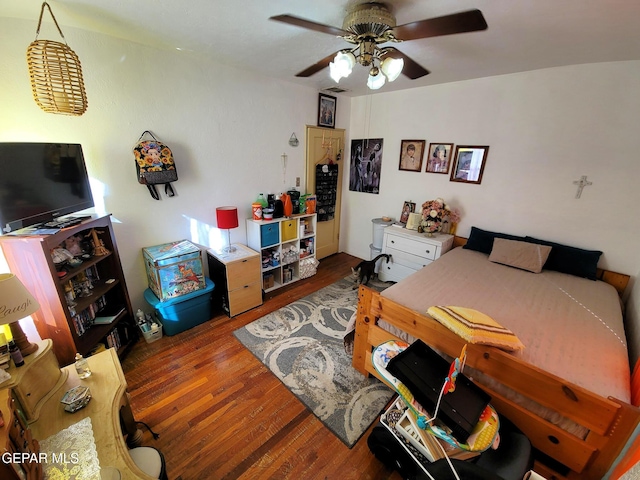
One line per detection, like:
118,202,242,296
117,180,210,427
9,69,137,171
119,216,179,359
367,66,386,90
380,56,404,82
329,51,356,82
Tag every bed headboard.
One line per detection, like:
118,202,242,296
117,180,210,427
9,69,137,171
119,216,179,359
452,235,629,297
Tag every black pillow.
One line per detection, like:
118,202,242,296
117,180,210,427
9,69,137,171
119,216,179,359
524,236,602,280
463,227,527,254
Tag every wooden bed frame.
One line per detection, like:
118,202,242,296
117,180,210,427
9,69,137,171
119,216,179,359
353,236,639,480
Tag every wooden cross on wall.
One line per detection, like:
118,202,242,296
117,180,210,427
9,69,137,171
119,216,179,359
573,175,592,199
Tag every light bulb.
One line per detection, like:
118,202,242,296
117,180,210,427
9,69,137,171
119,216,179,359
367,67,386,90
380,57,404,82
329,51,356,82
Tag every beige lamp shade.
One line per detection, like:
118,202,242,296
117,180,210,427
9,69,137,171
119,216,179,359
0,273,40,355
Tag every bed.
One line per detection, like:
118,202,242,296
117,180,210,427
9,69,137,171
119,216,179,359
352,230,640,479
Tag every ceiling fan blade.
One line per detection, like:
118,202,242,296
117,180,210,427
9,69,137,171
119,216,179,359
393,9,487,41
384,48,430,80
295,51,342,77
270,14,348,37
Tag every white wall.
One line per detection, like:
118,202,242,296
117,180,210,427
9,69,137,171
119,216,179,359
0,18,349,310
341,61,640,277
339,62,640,367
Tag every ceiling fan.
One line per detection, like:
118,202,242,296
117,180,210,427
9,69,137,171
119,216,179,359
270,3,487,89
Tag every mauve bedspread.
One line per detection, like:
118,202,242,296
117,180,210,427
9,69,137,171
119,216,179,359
379,247,630,405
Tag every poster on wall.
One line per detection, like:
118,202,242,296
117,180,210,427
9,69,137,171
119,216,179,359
349,138,384,194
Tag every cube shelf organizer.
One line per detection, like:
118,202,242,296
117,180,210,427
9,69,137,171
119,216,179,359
246,213,317,292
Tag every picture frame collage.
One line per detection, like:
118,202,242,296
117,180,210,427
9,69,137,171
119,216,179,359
319,92,491,194
398,140,489,185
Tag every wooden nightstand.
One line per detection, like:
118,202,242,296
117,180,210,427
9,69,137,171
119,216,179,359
378,227,454,283
207,244,262,317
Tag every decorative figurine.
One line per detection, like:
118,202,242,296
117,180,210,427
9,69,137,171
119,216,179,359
87,229,110,256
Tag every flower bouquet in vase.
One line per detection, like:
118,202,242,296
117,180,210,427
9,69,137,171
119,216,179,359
420,198,460,237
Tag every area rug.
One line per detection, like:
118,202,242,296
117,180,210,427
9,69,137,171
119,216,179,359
233,276,394,447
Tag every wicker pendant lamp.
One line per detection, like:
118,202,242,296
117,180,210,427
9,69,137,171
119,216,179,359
26,2,88,116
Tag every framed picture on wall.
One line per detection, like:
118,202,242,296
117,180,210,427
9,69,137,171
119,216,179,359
318,93,337,128
425,143,454,174
399,201,416,224
398,140,425,172
450,145,490,184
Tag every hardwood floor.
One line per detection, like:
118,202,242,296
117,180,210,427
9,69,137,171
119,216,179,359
122,252,402,480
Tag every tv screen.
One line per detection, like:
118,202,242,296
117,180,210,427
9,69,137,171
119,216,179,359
0,143,95,233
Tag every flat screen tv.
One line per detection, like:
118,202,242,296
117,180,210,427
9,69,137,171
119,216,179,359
0,142,95,233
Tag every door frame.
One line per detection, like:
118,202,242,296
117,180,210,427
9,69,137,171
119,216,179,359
305,126,345,259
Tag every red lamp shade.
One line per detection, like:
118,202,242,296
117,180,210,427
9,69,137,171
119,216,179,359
216,206,238,229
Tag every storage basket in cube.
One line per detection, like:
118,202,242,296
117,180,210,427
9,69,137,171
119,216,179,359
143,240,205,301
260,223,279,248
280,219,297,242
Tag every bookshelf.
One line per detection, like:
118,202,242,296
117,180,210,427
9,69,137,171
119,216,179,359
0,215,137,366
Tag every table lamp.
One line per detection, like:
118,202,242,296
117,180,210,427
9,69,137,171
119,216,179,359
216,206,238,253
0,273,40,356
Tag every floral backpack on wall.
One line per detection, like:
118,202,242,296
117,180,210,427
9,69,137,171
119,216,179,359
133,130,178,200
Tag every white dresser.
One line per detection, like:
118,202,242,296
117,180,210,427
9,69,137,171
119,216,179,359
378,226,454,283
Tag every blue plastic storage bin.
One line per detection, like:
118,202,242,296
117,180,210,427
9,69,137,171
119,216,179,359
144,278,215,335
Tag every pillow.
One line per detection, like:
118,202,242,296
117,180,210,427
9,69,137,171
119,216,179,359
427,306,525,352
488,238,552,273
524,236,602,280
463,226,527,254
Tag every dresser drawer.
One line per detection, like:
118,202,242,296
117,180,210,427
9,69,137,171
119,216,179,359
385,234,438,260
228,282,262,317
385,247,434,270
378,260,419,283
227,256,260,291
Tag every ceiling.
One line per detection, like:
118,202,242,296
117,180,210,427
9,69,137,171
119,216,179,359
4,0,640,97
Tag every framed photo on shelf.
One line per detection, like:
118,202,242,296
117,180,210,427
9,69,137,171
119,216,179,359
450,145,490,184
318,93,337,128
399,201,416,224
425,143,454,174
398,140,425,172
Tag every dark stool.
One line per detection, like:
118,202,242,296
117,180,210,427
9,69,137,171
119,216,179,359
368,417,532,480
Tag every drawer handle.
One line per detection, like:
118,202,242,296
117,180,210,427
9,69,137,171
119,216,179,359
242,259,248,263
425,249,430,254
391,240,395,244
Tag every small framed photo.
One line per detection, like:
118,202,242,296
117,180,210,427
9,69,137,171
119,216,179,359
450,145,490,184
399,201,416,225
426,143,454,174
318,93,336,128
398,140,425,172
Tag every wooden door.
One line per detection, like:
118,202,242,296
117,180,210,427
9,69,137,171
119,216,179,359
305,126,345,259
